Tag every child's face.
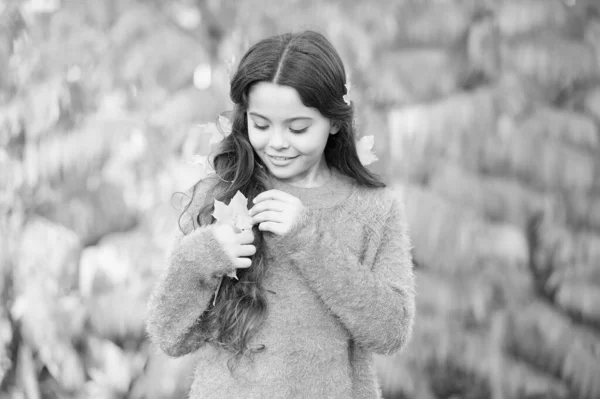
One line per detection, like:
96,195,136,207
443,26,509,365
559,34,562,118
247,82,338,188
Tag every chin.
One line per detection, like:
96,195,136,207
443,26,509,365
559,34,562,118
267,167,296,179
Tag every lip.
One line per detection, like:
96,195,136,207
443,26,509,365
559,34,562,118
267,154,298,166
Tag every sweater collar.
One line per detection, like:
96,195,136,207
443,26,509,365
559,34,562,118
267,167,356,209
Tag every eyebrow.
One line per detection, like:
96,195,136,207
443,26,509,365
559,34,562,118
248,112,313,123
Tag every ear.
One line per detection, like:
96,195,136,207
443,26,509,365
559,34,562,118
329,122,340,135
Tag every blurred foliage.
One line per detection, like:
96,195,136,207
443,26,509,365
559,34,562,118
1,0,600,398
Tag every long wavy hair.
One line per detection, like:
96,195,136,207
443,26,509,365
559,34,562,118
178,30,385,367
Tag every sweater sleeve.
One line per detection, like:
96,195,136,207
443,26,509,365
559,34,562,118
272,196,416,355
145,183,236,357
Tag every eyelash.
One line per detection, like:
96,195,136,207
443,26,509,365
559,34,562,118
252,123,307,134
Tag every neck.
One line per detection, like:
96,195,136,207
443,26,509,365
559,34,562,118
290,166,333,188
272,157,332,188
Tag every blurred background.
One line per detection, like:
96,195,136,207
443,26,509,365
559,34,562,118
1,0,600,398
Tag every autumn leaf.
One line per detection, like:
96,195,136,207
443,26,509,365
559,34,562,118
189,154,206,165
212,198,233,225
356,135,378,165
218,114,233,136
212,190,253,280
342,73,352,105
212,191,252,232
193,117,231,149
187,117,233,178
187,116,233,178
197,122,224,147
189,154,215,178
343,81,352,105
229,192,252,231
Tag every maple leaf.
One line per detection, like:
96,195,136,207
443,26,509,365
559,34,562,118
343,83,352,105
212,190,253,280
213,191,252,231
189,154,215,178
195,117,232,149
218,114,232,137
356,135,378,166
197,122,225,147
212,198,233,225
187,117,233,178
343,74,352,105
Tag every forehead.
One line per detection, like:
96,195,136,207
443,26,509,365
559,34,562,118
247,82,320,120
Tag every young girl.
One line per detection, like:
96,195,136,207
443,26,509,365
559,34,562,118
146,30,415,399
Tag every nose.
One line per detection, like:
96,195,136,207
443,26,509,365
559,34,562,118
268,128,289,149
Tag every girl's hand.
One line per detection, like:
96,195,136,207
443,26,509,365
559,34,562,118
249,190,306,236
212,224,256,268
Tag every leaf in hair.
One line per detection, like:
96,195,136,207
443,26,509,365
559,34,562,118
343,74,352,105
218,114,233,136
202,122,226,147
356,135,378,166
199,117,232,148
189,154,215,178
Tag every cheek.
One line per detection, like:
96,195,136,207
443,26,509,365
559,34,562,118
296,132,329,155
248,130,263,150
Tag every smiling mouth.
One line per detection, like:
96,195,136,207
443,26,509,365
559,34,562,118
267,155,297,161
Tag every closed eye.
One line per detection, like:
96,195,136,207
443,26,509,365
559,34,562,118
253,123,269,130
252,123,307,134
290,127,308,134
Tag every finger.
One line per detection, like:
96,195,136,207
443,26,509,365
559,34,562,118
252,211,285,224
236,229,255,244
249,199,285,216
236,244,256,257
253,189,299,205
258,221,283,235
234,257,252,268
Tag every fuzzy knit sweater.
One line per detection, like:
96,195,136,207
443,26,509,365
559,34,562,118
146,168,416,399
